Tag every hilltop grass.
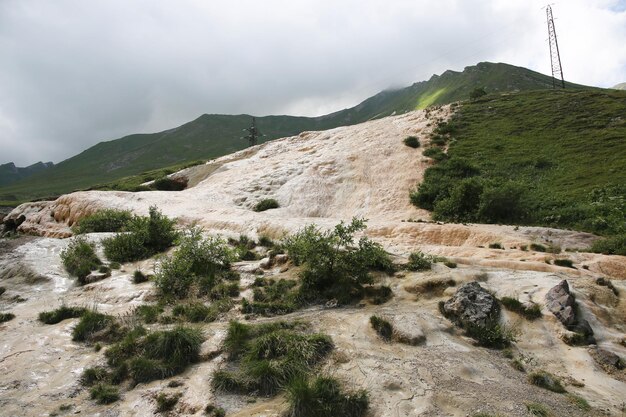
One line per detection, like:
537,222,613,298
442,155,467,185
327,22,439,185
411,90,626,237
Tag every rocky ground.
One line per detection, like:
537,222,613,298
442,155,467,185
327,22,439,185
1,107,625,416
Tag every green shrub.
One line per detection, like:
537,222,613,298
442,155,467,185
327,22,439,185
60,237,102,282
285,376,369,417
73,209,132,234
90,384,120,404
488,243,503,250
213,321,333,396
528,371,566,393
370,315,393,341
553,258,574,268
464,321,516,349
283,218,392,304
39,305,87,324
204,404,226,417
72,310,115,342
173,302,211,322
98,265,110,274
444,261,457,268
135,305,163,324
421,146,447,161
254,199,280,212
407,279,456,297
155,227,235,299
511,359,525,372
500,297,541,320
526,402,550,417
469,87,487,100
530,243,547,252
81,367,110,386
566,393,591,411
103,206,177,263
590,233,626,255
403,136,420,148
363,285,393,304
0,312,15,323
152,176,187,191
210,282,240,300
133,270,149,284
156,392,181,412
109,262,121,269
406,251,432,271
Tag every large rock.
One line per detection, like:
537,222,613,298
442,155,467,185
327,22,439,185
442,282,499,327
545,280,576,326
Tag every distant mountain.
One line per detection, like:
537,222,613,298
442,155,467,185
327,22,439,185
0,161,54,187
612,82,626,90
0,62,588,205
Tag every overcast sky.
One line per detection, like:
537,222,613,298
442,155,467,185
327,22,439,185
1,0,625,166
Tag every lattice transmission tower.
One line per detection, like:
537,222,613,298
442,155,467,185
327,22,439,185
546,5,565,89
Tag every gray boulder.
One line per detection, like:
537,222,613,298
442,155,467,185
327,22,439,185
442,282,499,327
592,347,624,370
545,280,577,326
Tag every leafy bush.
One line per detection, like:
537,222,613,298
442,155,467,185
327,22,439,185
370,315,393,341
464,321,516,349
421,146,447,162
60,237,101,282
204,404,226,417
526,402,550,417
403,136,420,148
72,310,117,342
363,285,393,304
590,233,626,255
0,312,15,323
90,383,120,404
212,321,333,396
528,371,566,393
254,198,280,212
444,261,457,268
285,376,369,417
72,209,132,234
133,270,149,284
554,259,574,268
39,305,87,324
488,243,503,249
530,243,546,252
81,367,110,386
406,251,432,271
155,227,235,299
103,206,177,263
135,305,163,324
283,218,393,304
469,87,487,100
500,297,541,320
152,176,187,191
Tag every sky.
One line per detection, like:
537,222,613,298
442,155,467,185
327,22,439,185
1,0,625,166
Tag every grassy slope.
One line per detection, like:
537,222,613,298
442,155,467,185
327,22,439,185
0,62,588,205
415,89,626,235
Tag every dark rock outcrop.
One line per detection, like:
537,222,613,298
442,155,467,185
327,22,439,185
442,281,499,327
545,280,595,345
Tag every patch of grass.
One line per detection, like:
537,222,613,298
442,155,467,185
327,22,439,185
363,285,393,304
0,312,15,323
284,376,369,417
209,282,240,300
72,209,133,234
212,321,333,396
39,305,87,324
411,90,626,237
152,176,187,191
566,393,591,411
500,297,542,320
72,310,117,342
406,279,456,297
530,243,546,252
403,136,420,148
135,305,163,324
81,367,110,386
370,315,393,341
156,392,181,413
109,262,121,270
283,218,393,305
590,233,626,255
464,321,516,349
133,270,149,284
406,251,432,271
528,371,566,393
511,359,525,372
254,198,280,212
553,259,575,268
90,384,120,404
103,206,178,263
60,236,101,282
98,265,110,274
444,261,457,268
526,402,551,417
421,146,447,162
488,243,503,249
204,404,226,417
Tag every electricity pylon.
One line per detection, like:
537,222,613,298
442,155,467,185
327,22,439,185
546,5,565,89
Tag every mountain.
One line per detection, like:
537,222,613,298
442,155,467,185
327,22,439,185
0,62,588,205
0,161,54,187
612,82,626,90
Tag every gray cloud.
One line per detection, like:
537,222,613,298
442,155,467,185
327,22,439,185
1,0,625,165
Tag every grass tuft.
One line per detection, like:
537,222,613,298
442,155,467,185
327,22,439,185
285,376,369,417
39,305,87,324
528,371,566,393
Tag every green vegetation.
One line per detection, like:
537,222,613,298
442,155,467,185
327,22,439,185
156,392,181,412
444,261,457,268
370,315,393,341
528,371,566,393
530,243,547,252
422,146,447,162
134,305,163,324
39,305,87,324
0,312,15,323
499,297,542,320
403,136,420,148
254,198,280,212
72,310,116,342
469,87,487,100
526,403,551,417
212,321,333,396
72,209,133,234
285,376,369,417
152,176,187,191
590,234,626,255
407,278,456,297
0,62,583,206
204,404,226,417
81,367,110,386
411,90,626,237
60,237,102,283
103,206,177,263
90,384,120,404
244,278,299,316
566,393,591,411
155,227,235,299
553,258,574,268
406,251,432,271
488,243,503,250
283,218,393,304
464,321,516,349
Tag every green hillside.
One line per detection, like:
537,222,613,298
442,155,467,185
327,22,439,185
0,62,588,205
412,89,626,239
0,161,54,187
